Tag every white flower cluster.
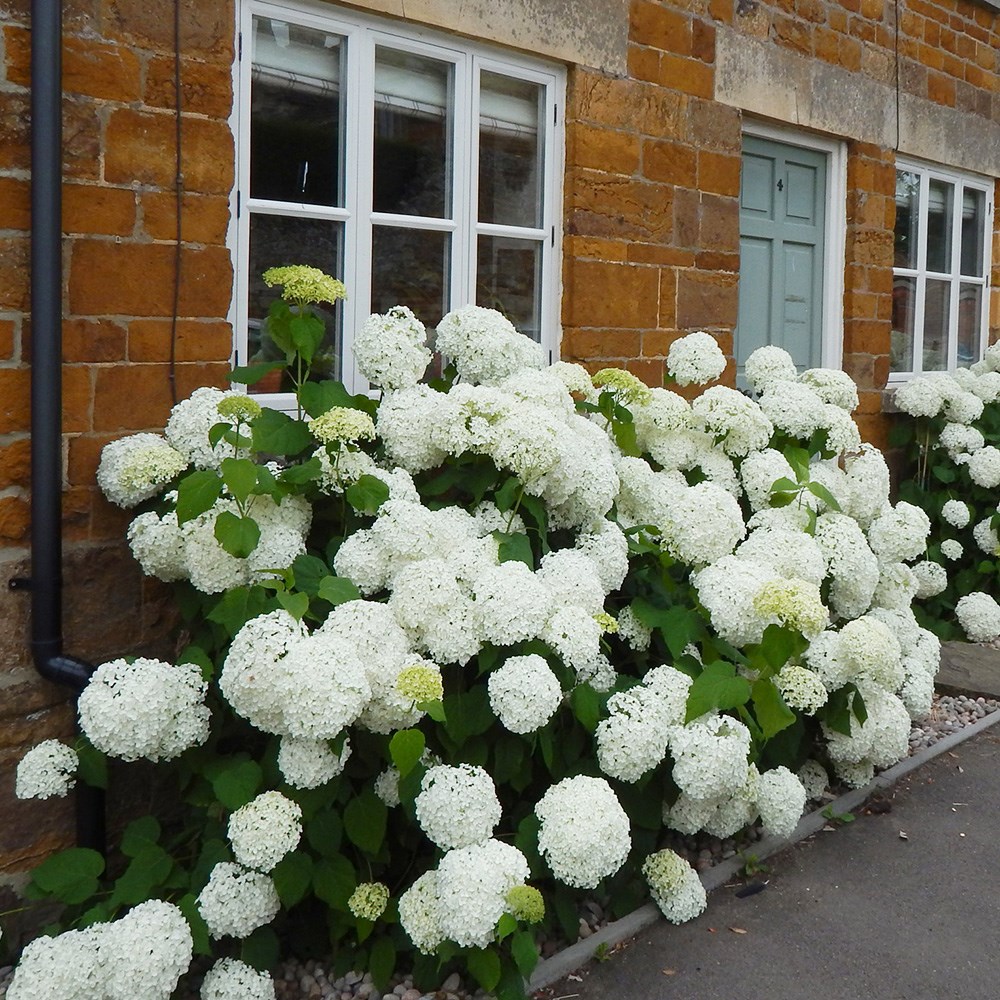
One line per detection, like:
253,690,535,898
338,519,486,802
941,499,971,528
822,685,911,787
164,386,249,470
78,657,210,762
200,958,276,1000
15,740,78,799
9,900,193,1000
415,764,502,851
277,736,351,789
353,305,431,390
435,305,544,385
756,766,807,839
956,592,1000,643
665,331,727,386
487,655,563,734
227,791,303,872
97,433,187,507
535,776,630,888
196,862,281,939
642,849,707,924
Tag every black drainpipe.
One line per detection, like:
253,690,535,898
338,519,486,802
23,0,105,855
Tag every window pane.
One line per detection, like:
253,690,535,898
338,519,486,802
957,282,983,366
921,278,950,371
477,235,541,340
247,213,343,389
960,188,985,277
891,275,916,372
373,48,452,218
478,72,542,228
371,226,450,328
251,18,343,206
925,178,953,274
894,170,920,270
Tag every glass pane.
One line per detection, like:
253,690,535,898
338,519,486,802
925,178,953,274
477,235,541,340
373,48,452,218
893,170,920,270
960,188,985,277
957,282,983,366
251,18,343,206
247,213,343,391
890,275,916,372
922,278,951,371
371,226,449,328
478,71,542,228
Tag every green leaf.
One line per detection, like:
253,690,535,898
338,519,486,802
75,741,108,790
290,554,330,597
177,893,212,955
207,586,269,637
784,446,811,481
770,491,798,508
443,687,495,743
496,913,517,943
220,457,260,503
494,477,522,513
369,937,396,990
512,930,540,978
110,844,173,906
806,480,841,511
467,947,502,992
685,661,752,722
494,530,533,568
228,360,287,386
298,379,367,419
279,456,322,485
570,684,601,733
241,925,280,971
120,815,161,858
345,474,391,515
612,417,640,457
277,590,310,620
317,575,362,606
31,848,104,905
207,758,263,810
305,811,343,858
631,599,701,659
344,789,387,855
756,624,807,674
272,851,314,907
750,678,796,739
175,470,222,525
421,700,446,723
252,408,313,456
769,476,800,493
313,855,355,908
389,729,426,778
214,510,261,558
851,684,868,726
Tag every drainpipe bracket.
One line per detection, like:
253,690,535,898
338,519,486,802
9,576,33,591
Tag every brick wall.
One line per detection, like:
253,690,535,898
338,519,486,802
0,0,235,880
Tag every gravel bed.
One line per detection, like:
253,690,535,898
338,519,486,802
1,692,996,1000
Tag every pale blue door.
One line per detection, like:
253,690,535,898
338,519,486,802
737,135,827,383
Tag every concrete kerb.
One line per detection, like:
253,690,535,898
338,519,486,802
528,706,1000,991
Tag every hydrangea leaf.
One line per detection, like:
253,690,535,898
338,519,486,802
512,929,540,978
289,313,325,364
344,789,388,855
109,844,173,907
279,456,322,485
570,684,601,733
494,476,522,513
277,590,309,621
467,947,502,992
494,530,533,568
806,480,841,511
298,379,355,418
30,848,105,905
207,585,271,637
305,811,343,858
177,893,212,956
214,510,261,558
684,661,751,723
272,851,314,907
240,925,280,971
228,360,286,386
313,856,356,909
290,553,330,597
120,815,161,858
206,757,263,810
369,937,397,991
317,575,362,607
750,678,796,740
755,623,808,675
252,408,313,456
175,469,222,525
389,729,425,778
75,740,109,790
220,457,260,504
632,599,701,659
345,474,391,515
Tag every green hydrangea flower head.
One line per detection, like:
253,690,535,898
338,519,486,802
262,265,347,306
505,885,544,923
395,663,444,703
217,396,263,422
592,368,653,405
309,407,376,445
348,881,390,921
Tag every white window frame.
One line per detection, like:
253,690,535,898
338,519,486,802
231,0,565,404
740,119,848,373
889,157,994,381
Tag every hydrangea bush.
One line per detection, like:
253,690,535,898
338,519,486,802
9,270,942,999
891,352,1000,643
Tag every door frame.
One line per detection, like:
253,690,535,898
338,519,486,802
740,119,847,372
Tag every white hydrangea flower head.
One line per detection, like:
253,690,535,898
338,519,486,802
398,870,444,955
821,403,862,454
911,560,948,599
969,369,1000,403
956,592,1000,643
752,577,828,638
499,367,578,416
871,561,920,611
542,605,613,688
802,629,852,690
773,664,827,714
938,422,985,459
666,331,727,386
377,384,451,474
353,305,431,390
472,561,553,646
736,526,826,588
940,538,964,561
128,510,187,582
693,555,778,646
374,766,401,808
666,763,759,838
574,518,629,592
178,500,253,594
15,740,79,799
756,766,807,839
592,367,653,405
866,502,930,564
332,528,390,595
97,433,188,508
200,958,276,1000
642,850,707,924
6,925,103,1000
743,345,798,394
96,900,194,1000
548,360,596,398
941,499,971,528
758,381,828,440
165,386,248,470
616,605,652,651
967,445,1000,488
798,368,859,411
813,512,880,621
435,305,543,385
196,862,280,939
415,764,502,851
663,789,723,836
739,448,795,512
348,882,390,922
537,548,607,614
942,388,984,425
434,839,531,948
596,684,674,783
535,776,630,888
278,736,350,789
687,442,740,496
631,387,694,454
661,481,746,567
487,654,563,734
973,517,1000,555
823,685,911,772
839,615,905,691
78,657,210,763
893,376,945,418
227,791,302,873
691,386,773,457
841,445,891,528
797,759,829,801
670,716,752,801
832,758,875,788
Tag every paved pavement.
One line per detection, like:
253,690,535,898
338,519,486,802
541,726,1000,1000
